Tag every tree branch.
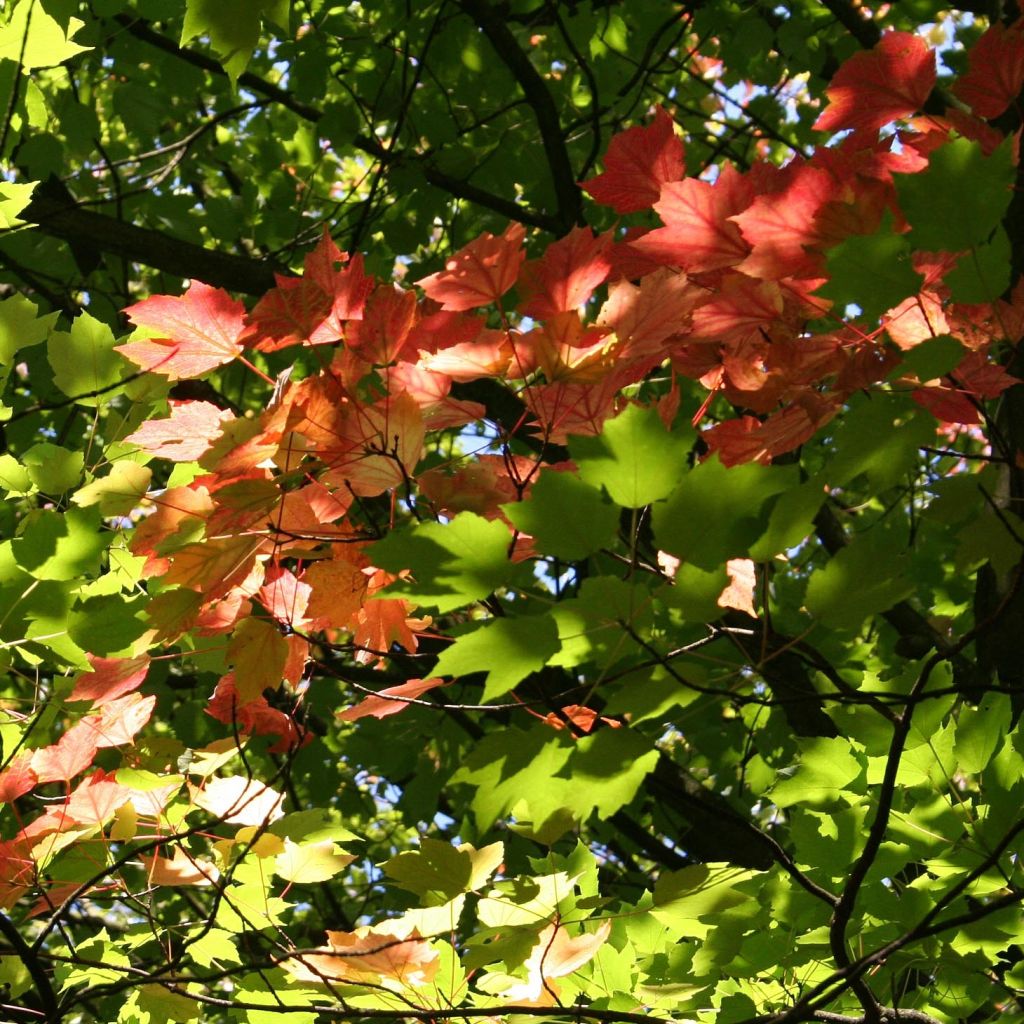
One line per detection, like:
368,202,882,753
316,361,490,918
459,0,583,233
18,177,284,295
110,13,561,233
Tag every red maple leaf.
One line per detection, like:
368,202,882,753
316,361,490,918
337,677,446,722
629,163,753,273
417,223,526,311
581,106,684,213
117,281,248,379
690,274,784,344
953,19,1024,120
731,164,839,280
518,226,612,319
814,31,936,136
244,229,374,351
347,284,419,364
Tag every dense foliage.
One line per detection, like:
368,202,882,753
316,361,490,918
1,2,1024,1023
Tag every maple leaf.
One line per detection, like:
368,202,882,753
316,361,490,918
142,847,220,887
351,569,429,664
703,396,839,466
320,390,427,497
386,360,487,430
258,567,312,627
192,776,285,826
517,313,615,384
77,693,156,748
883,291,949,350
31,728,98,784
117,281,247,379
206,674,309,753
597,268,702,360
290,922,439,990
244,229,374,351
228,617,289,704
347,284,419,364
337,677,446,722
953,19,1024,119
0,753,37,804
63,770,132,825
629,163,753,272
731,163,838,280
718,558,758,617
814,31,936,137
581,106,684,213
161,534,266,601
499,921,611,1006
304,553,369,630
417,223,526,312
690,274,784,344
518,226,613,320
417,329,515,382
125,400,233,462
68,655,150,706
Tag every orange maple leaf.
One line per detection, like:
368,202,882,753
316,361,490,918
418,223,526,312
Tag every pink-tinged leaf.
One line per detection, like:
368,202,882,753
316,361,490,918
502,921,612,1005
125,400,233,462
77,693,156,748
31,728,98,784
64,770,132,825
912,385,980,425
320,390,427,497
417,223,526,311
524,375,623,445
290,922,439,988
337,677,446,722
258,567,312,627
192,776,285,826
0,753,37,804
581,106,684,213
630,164,753,272
386,361,486,431
953,20,1024,119
814,31,936,136
518,227,613,319
142,846,220,887
68,655,151,706
407,307,485,353
117,281,247,379
519,314,615,384
718,558,758,617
